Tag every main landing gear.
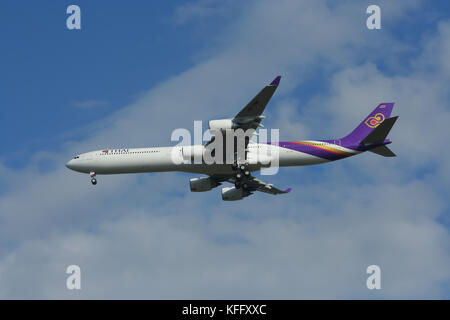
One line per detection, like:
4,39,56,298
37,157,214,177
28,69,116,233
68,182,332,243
235,180,249,189
90,171,97,185
232,163,250,189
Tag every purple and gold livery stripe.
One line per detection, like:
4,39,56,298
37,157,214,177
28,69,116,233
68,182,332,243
289,141,352,155
279,141,356,161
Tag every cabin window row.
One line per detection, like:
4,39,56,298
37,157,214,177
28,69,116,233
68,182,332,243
100,151,160,155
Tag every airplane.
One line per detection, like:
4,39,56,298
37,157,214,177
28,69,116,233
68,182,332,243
66,76,398,201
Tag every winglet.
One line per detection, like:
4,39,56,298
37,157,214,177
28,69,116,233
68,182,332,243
269,75,281,86
284,188,292,193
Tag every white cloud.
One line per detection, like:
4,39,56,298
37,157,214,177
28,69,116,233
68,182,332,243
0,0,449,298
0,179,447,299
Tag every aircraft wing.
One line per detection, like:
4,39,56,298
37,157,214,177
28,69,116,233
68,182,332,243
205,76,281,162
246,176,291,195
233,75,281,131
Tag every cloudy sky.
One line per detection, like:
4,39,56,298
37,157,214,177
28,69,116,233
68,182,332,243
1,0,449,299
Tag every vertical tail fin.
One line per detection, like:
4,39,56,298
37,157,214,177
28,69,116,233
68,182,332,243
341,103,394,145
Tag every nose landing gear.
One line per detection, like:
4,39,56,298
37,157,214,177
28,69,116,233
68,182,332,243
90,172,97,185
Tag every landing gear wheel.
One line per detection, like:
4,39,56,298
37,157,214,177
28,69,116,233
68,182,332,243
239,165,246,171
236,173,242,179
244,170,250,176
89,171,97,185
242,183,249,189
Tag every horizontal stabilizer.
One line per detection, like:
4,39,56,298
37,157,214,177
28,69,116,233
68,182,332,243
361,116,398,145
369,145,396,157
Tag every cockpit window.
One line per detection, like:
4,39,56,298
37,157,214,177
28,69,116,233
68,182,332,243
74,156,80,159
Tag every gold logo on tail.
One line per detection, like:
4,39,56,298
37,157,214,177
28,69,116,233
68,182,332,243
365,113,385,128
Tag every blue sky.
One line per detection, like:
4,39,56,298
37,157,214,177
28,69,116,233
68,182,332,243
1,1,213,167
0,0,450,298
1,0,449,166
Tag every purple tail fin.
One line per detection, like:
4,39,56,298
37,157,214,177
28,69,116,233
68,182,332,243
341,103,394,145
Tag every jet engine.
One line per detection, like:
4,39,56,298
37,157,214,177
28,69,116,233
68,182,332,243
221,186,246,201
182,145,205,162
190,177,218,192
209,119,234,131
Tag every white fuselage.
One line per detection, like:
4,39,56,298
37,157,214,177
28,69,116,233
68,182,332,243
65,142,359,176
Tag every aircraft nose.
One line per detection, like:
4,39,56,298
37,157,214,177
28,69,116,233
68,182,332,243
66,159,75,170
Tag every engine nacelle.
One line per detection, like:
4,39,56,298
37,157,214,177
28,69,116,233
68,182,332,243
182,145,205,162
221,187,244,201
190,177,217,192
209,118,234,131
